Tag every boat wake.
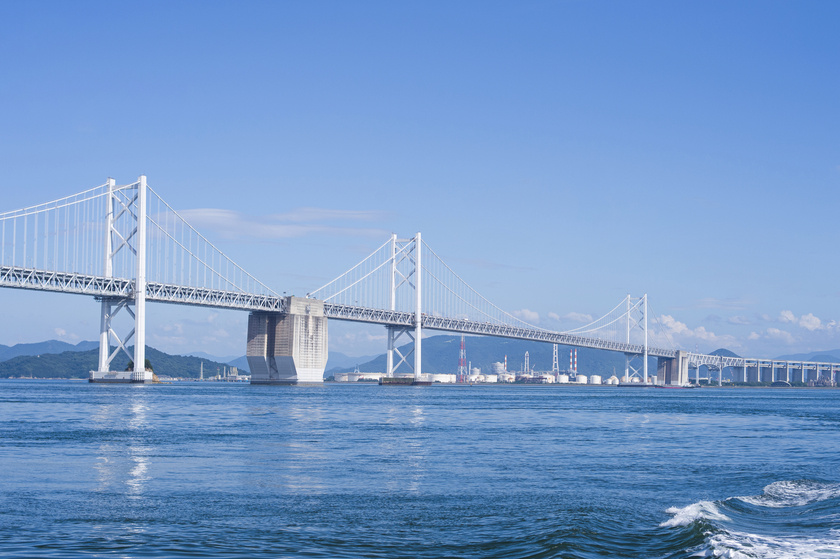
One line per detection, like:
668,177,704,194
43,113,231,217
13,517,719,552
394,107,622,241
661,480,840,558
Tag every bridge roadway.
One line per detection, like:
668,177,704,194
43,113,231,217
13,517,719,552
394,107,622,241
3,265,838,378
323,302,674,357
322,303,840,378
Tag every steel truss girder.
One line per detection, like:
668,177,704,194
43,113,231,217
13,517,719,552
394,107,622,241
0,265,133,296
145,282,284,311
0,266,284,312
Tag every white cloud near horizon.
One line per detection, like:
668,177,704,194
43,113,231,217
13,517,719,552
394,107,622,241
658,314,739,349
53,327,79,341
766,327,796,344
779,310,796,323
778,310,828,332
546,311,593,323
799,313,822,331
513,309,540,323
563,311,593,323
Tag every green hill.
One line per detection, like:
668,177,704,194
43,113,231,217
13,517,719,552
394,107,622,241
0,346,232,379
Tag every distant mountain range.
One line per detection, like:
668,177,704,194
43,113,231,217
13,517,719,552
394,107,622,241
0,340,98,362
3,338,837,381
326,334,660,377
774,350,840,363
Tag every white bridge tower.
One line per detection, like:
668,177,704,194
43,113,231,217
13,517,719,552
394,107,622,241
385,233,423,379
623,294,649,383
92,176,152,383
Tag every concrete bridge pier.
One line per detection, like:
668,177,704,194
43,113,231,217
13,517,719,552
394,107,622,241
657,350,689,386
763,364,774,383
247,297,328,385
732,366,747,383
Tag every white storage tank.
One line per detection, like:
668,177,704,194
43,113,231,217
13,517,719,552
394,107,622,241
484,374,498,383
471,367,481,376
576,375,588,384
557,374,570,384
492,362,506,375
606,375,620,385
589,375,602,385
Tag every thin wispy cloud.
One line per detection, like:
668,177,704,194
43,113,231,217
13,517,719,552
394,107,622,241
453,257,535,273
179,208,390,240
695,297,752,310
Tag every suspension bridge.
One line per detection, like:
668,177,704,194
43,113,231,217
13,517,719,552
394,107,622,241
1,176,837,386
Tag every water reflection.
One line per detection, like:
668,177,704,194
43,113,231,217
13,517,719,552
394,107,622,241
246,392,332,493
92,386,152,498
127,445,150,497
406,405,427,492
92,402,118,492
381,402,428,492
126,388,151,497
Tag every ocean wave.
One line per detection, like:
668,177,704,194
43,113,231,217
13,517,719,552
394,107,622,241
707,530,840,558
661,480,840,558
660,500,730,528
735,480,840,509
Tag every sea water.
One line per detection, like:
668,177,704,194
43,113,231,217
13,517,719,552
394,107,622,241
1,381,838,558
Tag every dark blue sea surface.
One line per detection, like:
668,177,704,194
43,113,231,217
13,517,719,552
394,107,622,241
1,381,839,558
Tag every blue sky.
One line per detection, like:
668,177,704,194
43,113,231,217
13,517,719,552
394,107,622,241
0,1,838,359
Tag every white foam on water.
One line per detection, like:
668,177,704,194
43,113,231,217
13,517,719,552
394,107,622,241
660,500,731,528
736,480,840,509
707,529,840,559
